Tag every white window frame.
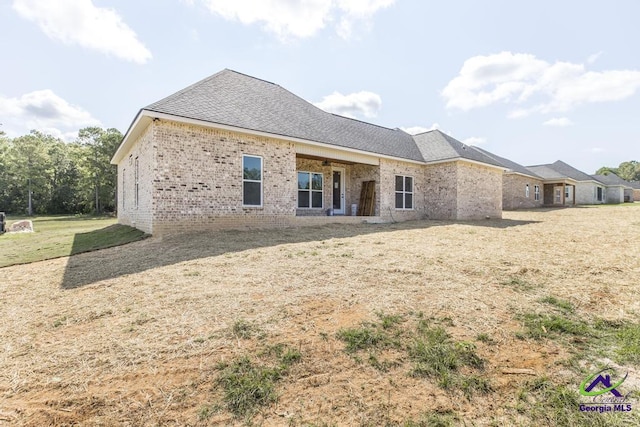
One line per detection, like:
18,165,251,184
534,185,540,201
395,175,414,210
297,171,324,209
525,184,530,198
122,168,126,209
242,154,263,207
134,157,139,208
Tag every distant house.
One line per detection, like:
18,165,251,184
474,148,544,210
591,172,635,203
111,69,504,235
629,181,640,201
527,160,605,206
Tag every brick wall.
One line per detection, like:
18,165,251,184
423,162,458,219
575,182,604,205
502,174,544,210
117,123,155,234
151,120,297,234
456,162,503,219
378,158,425,221
605,186,624,204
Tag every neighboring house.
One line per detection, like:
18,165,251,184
629,181,640,201
474,148,544,210
591,173,635,203
523,163,577,206
111,69,504,235
527,160,605,206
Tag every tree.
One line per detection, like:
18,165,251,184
617,161,639,181
77,127,122,213
4,131,57,214
596,160,640,181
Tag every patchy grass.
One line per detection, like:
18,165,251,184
518,312,592,340
2,205,640,425
615,324,640,364
404,410,460,426
337,314,490,398
216,343,301,418
539,295,575,313
501,276,535,291
231,319,261,339
0,215,147,267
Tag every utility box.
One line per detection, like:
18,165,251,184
0,212,5,234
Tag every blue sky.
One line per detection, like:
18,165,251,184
1,0,639,174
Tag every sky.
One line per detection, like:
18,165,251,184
1,0,639,174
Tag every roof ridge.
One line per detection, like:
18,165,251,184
145,69,231,109
411,128,442,137
223,69,280,87
329,113,399,131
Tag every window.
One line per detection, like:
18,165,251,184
395,175,413,209
525,184,530,198
134,158,139,208
298,172,323,208
534,185,540,201
243,155,263,206
596,187,604,202
122,169,126,209
565,187,570,198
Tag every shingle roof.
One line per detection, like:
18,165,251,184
525,164,571,180
472,146,542,178
145,69,425,162
532,160,596,182
591,173,633,187
411,130,503,167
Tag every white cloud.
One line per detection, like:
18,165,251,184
442,51,640,117
314,91,382,119
0,90,101,141
401,123,441,135
462,136,487,146
543,117,573,127
587,51,603,64
198,0,395,40
13,0,152,64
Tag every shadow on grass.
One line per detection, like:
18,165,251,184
69,224,148,256
61,218,538,289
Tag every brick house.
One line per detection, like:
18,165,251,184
527,160,606,206
591,172,635,203
474,148,545,210
629,181,640,201
111,69,504,235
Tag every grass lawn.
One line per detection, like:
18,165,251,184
0,205,639,426
0,215,147,268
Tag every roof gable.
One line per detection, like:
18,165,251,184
412,130,503,167
546,160,596,182
591,172,633,187
472,146,542,178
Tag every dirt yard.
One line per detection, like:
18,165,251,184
1,205,639,426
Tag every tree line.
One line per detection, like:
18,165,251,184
596,161,640,182
0,127,122,215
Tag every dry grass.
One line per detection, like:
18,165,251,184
1,205,639,425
